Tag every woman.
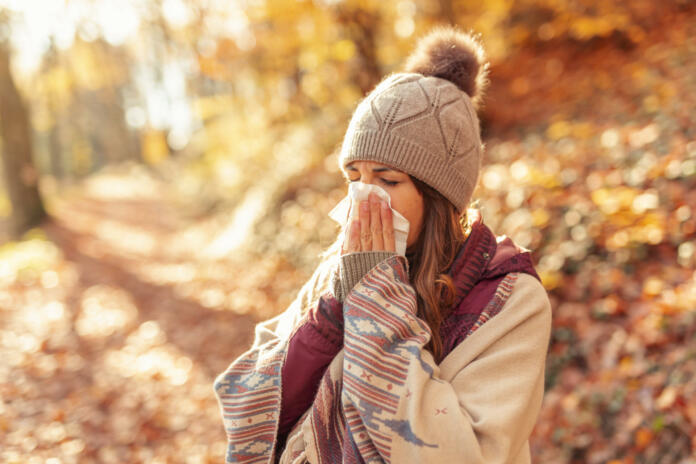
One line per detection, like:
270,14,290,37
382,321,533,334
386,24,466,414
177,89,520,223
215,26,552,464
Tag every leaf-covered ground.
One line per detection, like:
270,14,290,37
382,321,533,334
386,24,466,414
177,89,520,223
2,6,696,464
480,8,696,462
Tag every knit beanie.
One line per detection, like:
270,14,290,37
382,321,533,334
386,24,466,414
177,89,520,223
338,27,489,212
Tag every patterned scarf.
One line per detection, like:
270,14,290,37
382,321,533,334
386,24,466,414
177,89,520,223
215,212,539,464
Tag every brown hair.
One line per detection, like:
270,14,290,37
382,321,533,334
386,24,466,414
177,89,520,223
406,177,468,362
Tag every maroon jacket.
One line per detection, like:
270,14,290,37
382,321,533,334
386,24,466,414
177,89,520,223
276,215,539,447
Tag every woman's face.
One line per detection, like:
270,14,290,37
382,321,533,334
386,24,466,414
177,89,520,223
345,160,424,247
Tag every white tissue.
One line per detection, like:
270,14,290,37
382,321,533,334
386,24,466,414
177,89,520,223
328,182,410,256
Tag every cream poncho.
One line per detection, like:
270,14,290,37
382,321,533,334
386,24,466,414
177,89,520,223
214,253,551,463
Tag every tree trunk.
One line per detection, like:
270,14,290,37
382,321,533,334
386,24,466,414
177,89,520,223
48,120,64,179
45,42,65,179
0,43,46,238
333,6,382,95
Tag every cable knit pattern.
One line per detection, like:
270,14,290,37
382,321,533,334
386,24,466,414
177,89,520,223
339,73,482,212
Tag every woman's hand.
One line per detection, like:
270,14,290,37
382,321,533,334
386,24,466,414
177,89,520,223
341,192,396,255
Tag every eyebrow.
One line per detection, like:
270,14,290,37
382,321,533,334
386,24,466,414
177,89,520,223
346,165,395,173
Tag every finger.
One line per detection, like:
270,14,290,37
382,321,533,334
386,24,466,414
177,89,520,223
347,219,360,254
359,200,371,251
369,193,383,250
381,201,396,252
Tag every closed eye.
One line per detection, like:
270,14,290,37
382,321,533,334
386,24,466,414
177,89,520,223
346,178,399,186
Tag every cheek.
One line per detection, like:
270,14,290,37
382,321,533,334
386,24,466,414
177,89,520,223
389,190,424,240
406,198,424,242
388,195,408,222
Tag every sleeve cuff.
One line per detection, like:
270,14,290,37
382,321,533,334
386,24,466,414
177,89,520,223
338,251,397,301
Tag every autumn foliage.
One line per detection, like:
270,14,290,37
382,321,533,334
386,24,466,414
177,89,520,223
0,0,695,463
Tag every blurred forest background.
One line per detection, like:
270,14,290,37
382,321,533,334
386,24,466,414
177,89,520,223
0,0,695,463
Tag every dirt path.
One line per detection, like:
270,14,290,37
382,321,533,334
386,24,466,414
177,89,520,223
0,174,292,463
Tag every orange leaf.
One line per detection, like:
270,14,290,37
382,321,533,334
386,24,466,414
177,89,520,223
635,427,653,450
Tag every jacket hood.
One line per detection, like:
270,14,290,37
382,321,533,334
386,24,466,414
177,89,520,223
483,235,539,280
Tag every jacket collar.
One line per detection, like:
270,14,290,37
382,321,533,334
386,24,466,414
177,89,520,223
447,210,539,308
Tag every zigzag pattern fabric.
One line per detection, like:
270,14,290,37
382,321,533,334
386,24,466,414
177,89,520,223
214,255,522,464
214,341,285,463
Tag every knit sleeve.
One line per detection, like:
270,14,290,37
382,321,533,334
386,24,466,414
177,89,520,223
335,251,397,302
340,256,552,463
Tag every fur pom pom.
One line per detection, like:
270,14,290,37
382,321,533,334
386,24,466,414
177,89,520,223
403,27,489,107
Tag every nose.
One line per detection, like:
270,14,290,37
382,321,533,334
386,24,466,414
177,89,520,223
357,168,376,185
